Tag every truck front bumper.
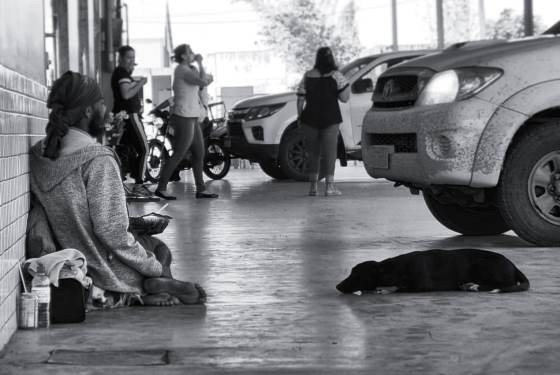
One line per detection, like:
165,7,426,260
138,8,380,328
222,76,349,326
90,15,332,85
362,98,499,188
225,120,279,162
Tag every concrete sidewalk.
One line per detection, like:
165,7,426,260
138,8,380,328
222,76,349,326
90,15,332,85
1,167,559,374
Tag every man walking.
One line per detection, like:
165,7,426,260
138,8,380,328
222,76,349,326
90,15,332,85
111,45,153,198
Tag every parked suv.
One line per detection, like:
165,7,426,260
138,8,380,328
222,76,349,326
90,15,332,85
362,22,560,246
225,50,434,180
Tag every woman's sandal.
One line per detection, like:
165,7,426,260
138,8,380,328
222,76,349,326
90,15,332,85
154,190,177,200
196,191,218,199
308,181,318,196
325,184,342,196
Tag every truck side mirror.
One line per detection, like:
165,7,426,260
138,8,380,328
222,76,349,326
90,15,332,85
352,78,374,94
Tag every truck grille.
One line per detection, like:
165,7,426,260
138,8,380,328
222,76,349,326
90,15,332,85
373,75,419,109
369,133,417,153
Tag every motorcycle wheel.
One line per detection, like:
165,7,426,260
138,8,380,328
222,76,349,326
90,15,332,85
203,140,231,180
145,139,168,183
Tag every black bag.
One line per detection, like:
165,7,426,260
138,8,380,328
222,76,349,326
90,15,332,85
50,279,86,324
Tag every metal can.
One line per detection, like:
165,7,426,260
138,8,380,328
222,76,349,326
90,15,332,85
19,292,38,329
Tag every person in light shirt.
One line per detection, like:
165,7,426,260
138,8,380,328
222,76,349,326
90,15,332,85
155,44,218,200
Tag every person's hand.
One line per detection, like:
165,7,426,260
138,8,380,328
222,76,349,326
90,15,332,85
205,73,214,85
194,54,203,63
137,77,148,86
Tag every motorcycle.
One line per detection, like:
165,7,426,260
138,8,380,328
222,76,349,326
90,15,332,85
143,98,231,182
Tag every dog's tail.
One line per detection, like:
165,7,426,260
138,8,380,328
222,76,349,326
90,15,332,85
498,268,530,293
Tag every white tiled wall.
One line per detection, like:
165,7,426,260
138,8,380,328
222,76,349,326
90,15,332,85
0,64,47,350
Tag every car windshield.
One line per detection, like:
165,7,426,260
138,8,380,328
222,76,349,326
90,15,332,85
340,56,378,78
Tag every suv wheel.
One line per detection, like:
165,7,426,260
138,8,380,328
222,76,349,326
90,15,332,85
278,129,308,181
259,159,289,180
423,192,510,235
498,121,560,246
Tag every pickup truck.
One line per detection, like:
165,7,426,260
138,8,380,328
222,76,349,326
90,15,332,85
362,21,560,246
225,50,434,180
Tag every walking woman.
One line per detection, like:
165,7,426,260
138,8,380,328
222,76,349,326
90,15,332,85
296,46,350,196
155,44,218,200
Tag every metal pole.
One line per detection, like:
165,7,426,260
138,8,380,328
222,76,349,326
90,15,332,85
391,0,398,51
436,0,444,48
478,0,486,38
102,0,114,71
524,0,534,36
123,3,129,45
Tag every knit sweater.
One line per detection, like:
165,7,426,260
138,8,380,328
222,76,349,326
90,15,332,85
29,138,162,294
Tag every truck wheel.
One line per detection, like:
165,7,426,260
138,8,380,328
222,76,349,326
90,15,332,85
278,129,308,181
497,121,560,246
423,192,509,235
259,159,289,180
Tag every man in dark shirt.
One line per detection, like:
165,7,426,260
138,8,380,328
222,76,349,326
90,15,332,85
111,45,150,192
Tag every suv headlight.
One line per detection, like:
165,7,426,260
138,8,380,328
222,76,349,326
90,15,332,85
416,67,503,106
245,103,286,121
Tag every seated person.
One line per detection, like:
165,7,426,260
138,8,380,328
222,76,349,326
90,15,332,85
29,71,206,307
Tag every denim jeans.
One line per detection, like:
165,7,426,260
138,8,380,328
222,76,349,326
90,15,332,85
302,123,339,178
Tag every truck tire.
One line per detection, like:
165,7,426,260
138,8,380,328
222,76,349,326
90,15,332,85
423,192,510,235
278,129,308,181
497,121,560,246
259,159,289,180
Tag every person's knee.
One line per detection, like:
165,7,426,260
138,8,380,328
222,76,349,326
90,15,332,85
190,132,205,162
153,242,172,263
139,233,172,263
191,148,204,164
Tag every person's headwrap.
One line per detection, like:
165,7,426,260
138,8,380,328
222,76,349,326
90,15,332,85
43,71,104,159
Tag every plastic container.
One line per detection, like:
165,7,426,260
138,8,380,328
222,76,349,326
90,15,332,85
18,293,38,329
31,264,51,328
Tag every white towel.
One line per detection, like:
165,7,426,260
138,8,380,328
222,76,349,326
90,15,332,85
24,248,91,288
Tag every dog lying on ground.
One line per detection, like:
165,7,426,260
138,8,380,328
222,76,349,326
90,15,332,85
336,249,529,294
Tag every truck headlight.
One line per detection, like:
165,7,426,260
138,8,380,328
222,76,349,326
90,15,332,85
245,103,286,121
416,67,502,106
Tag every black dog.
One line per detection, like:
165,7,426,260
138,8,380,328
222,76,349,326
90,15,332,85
336,249,529,294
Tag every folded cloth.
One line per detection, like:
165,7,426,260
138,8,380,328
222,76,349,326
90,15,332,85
25,248,91,288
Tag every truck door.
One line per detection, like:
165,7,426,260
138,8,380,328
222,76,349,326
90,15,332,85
349,62,388,145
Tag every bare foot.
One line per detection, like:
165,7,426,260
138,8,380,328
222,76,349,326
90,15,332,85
144,278,207,305
142,293,180,306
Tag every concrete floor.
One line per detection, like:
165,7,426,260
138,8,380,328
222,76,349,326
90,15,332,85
2,166,560,374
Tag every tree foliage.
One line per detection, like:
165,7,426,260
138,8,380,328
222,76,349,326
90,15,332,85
443,0,477,43
240,0,362,72
424,0,478,46
486,8,545,40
